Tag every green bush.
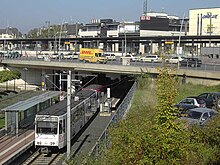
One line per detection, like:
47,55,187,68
0,70,21,83
105,71,220,164
68,73,220,164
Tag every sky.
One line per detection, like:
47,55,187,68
0,0,220,33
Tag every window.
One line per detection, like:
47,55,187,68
37,121,58,134
207,94,213,100
188,111,202,119
181,98,194,105
63,119,66,133
19,111,24,121
59,120,62,134
209,111,215,118
199,93,208,99
202,112,209,120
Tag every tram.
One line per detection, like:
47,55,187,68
35,84,104,152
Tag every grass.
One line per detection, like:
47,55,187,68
129,78,220,121
0,118,4,129
176,83,220,102
134,78,220,105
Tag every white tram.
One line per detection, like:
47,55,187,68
35,84,104,152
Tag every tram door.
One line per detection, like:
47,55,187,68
59,118,66,148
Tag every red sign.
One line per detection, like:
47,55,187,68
140,16,151,21
81,50,92,54
146,16,151,21
140,16,145,21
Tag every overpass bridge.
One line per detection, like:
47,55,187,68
1,59,220,89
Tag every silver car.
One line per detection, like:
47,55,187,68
140,55,162,63
181,108,217,126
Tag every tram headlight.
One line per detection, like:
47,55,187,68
50,142,55,145
37,141,42,145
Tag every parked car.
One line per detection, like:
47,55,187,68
50,53,64,59
63,52,79,59
177,97,206,108
139,55,162,63
198,92,220,109
37,53,49,59
174,104,198,114
2,51,22,59
103,54,116,61
179,57,202,67
180,108,217,126
120,54,137,62
166,56,185,64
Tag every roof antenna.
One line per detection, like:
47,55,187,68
143,0,148,14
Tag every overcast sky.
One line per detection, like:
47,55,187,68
0,0,219,33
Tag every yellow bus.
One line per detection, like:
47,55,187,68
79,48,107,64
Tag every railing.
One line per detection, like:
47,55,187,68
1,54,220,73
89,82,136,156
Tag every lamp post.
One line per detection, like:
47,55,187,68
124,21,127,56
177,13,185,69
44,71,74,158
58,19,65,62
45,21,50,38
207,12,212,47
67,70,71,158
23,68,28,91
75,22,79,53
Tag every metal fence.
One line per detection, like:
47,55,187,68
1,54,220,72
89,82,136,156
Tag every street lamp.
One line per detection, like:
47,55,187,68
45,21,50,38
58,19,65,62
123,21,127,56
207,12,212,47
23,68,28,91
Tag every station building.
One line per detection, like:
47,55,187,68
78,19,139,53
189,8,220,54
139,11,188,54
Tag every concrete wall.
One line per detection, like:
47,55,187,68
186,77,220,86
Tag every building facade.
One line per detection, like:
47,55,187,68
139,12,188,54
189,7,220,36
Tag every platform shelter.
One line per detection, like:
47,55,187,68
1,91,60,135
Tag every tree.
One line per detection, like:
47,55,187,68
0,70,21,83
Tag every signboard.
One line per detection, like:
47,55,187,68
140,16,151,21
202,14,218,19
146,16,151,21
65,42,70,45
176,47,183,55
165,41,174,45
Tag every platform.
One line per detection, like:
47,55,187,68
0,129,34,165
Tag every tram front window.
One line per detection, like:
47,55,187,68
37,121,58,134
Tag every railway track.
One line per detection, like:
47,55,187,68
22,151,64,165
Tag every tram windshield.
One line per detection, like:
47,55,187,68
36,121,58,134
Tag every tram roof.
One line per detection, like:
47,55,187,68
37,90,95,116
1,91,60,112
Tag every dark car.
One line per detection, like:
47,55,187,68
198,92,220,109
174,104,197,114
180,57,202,67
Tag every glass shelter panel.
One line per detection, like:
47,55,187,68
6,112,16,135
